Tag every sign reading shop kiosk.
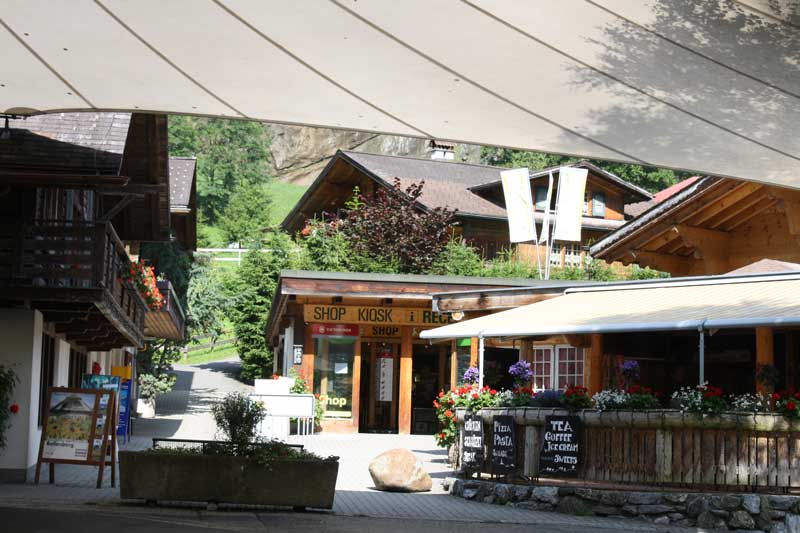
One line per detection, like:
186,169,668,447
539,415,582,477
304,305,453,327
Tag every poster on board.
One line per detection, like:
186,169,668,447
42,391,96,461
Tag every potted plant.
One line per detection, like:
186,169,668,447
120,392,339,509
0,365,18,449
136,373,175,419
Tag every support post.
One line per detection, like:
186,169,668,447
450,340,457,390
302,325,314,391
698,327,705,385
398,326,413,435
352,340,361,431
478,335,485,390
756,327,775,394
586,334,603,395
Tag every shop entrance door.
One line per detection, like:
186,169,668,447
359,341,399,433
411,343,447,435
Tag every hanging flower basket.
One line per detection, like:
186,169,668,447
122,260,165,310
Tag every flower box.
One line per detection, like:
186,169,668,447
119,451,339,509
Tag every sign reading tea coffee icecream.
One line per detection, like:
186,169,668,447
490,415,516,474
304,305,453,327
462,413,484,470
539,415,582,477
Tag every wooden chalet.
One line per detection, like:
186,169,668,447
281,151,651,265
0,112,193,481
590,176,800,276
265,270,575,434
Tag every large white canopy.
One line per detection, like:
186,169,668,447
3,1,800,187
420,273,800,339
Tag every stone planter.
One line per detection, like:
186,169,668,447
119,451,339,509
137,398,155,418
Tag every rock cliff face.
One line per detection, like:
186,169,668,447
266,124,482,185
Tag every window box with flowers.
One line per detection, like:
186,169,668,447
121,260,164,311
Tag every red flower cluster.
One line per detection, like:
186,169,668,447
9,403,19,414
627,385,657,395
515,386,534,395
702,385,724,399
122,260,164,310
564,385,588,398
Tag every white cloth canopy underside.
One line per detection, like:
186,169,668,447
2,1,800,187
420,274,800,339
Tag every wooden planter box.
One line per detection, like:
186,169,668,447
119,451,339,509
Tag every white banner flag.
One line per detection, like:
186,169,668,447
553,167,588,242
538,171,555,244
500,168,537,243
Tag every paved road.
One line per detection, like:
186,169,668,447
0,506,683,533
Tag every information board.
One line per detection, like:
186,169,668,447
35,387,116,488
539,415,582,477
116,379,132,442
461,413,484,471
377,348,393,402
490,415,515,474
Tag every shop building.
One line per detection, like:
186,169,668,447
0,112,191,481
265,270,579,434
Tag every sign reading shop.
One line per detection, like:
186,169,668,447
304,305,453,327
539,415,582,477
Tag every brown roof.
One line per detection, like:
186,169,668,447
169,157,196,210
342,151,507,218
725,259,800,276
0,113,130,174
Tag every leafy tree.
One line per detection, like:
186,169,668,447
341,179,455,274
168,116,272,223
186,255,230,348
219,183,273,246
480,147,688,194
230,233,296,381
430,238,483,277
295,217,399,273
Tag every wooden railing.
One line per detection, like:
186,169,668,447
143,280,186,340
0,220,147,345
457,407,800,491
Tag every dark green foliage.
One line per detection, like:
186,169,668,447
211,392,265,449
341,179,455,274
296,218,400,274
137,373,176,401
480,147,690,193
186,256,229,347
0,366,17,449
219,182,273,246
168,116,272,223
429,239,483,277
230,233,296,381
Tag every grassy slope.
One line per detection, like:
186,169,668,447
266,180,308,226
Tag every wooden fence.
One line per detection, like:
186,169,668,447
458,408,800,491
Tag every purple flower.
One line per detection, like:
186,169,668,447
463,367,480,384
620,360,640,380
508,360,533,383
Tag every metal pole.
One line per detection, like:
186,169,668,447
478,335,485,390
698,326,705,385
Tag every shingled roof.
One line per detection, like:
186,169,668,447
341,151,507,218
0,113,131,174
168,157,196,211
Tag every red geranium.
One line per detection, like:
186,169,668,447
490,389,497,396
433,400,440,408
9,403,19,414
472,393,479,399
444,409,453,418
438,391,444,398
788,401,797,411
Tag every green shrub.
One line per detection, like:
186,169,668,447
211,392,265,449
0,366,18,449
430,238,483,277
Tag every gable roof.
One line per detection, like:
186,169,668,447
0,112,131,174
471,159,652,201
168,157,196,211
339,150,508,218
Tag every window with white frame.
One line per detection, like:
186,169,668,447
564,244,582,266
531,345,585,391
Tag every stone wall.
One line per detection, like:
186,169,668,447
444,477,800,532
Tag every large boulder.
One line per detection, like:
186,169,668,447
368,449,432,492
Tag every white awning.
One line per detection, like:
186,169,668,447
420,273,800,340
3,1,800,188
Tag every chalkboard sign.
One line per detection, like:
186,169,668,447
539,415,582,477
490,415,515,474
461,413,484,471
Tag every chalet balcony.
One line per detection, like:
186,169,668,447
0,221,147,351
144,280,186,341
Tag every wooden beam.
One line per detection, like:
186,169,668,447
563,334,591,348
756,327,774,394
686,181,763,227
673,224,730,274
0,173,129,188
626,250,697,276
398,326,413,435
586,334,603,396
98,194,136,222
767,187,800,236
